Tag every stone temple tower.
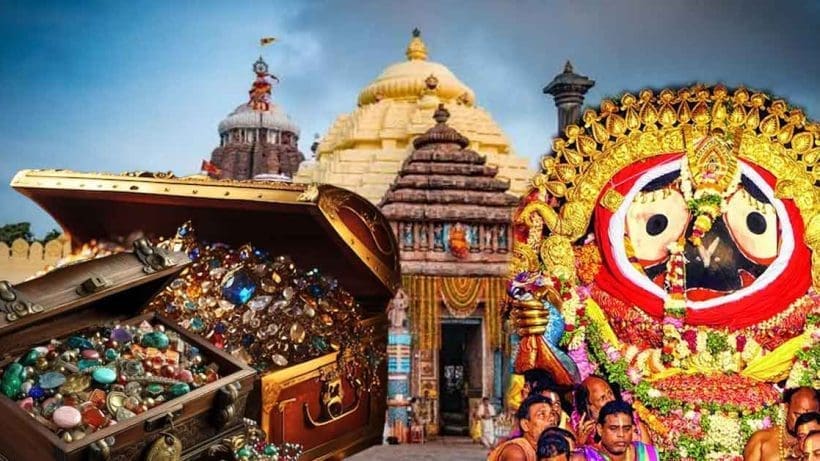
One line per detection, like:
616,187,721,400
543,61,595,135
209,57,305,180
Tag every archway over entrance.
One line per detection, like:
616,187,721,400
439,318,483,435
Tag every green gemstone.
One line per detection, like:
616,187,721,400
145,384,164,396
21,350,41,366
78,359,101,370
263,445,276,455
168,383,190,397
1,377,21,398
104,348,120,361
140,332,170,350
237,446,252,458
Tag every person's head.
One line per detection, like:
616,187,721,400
517,394,558,440
532,382,566,421
541,427,576,452
804,430,820,461
524,369,556,394
483,397,490,404
576,375,621,420
796,412,820,447
536,432,570,461
596,400,635,456
784,387,820,435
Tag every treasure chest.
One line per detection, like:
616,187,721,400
0,240,257,461
10,169,401,460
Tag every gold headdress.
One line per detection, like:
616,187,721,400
515,84,820,287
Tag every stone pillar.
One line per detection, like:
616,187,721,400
543,61,595,135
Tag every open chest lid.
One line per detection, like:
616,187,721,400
0,241,190,358
11,169,401,306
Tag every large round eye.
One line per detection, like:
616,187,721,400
625,188,690,266
724,188,778,264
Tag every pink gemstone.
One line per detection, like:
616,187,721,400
53,406,82,429
18,397,34,411
81,349,100,360
175,369,194,383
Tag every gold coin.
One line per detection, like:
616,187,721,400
106,391,127,415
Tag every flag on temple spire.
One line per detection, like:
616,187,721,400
201,160,221,177
260,37,277,46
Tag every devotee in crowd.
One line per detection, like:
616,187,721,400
537,432,571,461
489,395,558,461
744,387,820,461
506,369,572,442
477,396,498,448
577,400,659,461
803,430,820,461
573,375,652,446
796,412,820,459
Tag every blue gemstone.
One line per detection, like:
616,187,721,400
165,303,177,314
190,317,205,332
221,270,256,305
188,247,200,260
39,372,66,390
209,258,222,269
28,384,45,400
214,322,226,334
66,336,93,350
177,224,190,236
110,328,133,344
308,285,323,298
184,300,198,311
241,334,254,347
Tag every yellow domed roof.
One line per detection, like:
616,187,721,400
294,29,534,203
357,29,475,107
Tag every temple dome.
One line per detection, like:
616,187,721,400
218,103,300,136
294,29,534,203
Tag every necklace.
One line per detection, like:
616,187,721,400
779,426,785,461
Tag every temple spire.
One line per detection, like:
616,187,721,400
405,28,428,61
543,60,595,134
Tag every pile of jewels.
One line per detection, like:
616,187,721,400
0,321,219,442
234,438,303,461
143,222,381,391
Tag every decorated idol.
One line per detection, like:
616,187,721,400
507,84,820,458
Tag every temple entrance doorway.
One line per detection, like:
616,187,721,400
439,317,483,436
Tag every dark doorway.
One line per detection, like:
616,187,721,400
439,319,482,436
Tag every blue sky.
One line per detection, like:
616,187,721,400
1,0,818,235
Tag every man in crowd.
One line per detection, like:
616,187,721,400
578,400,659,461
477,396,498,448
803,430,820,461
796,412,820,459
574,375,651,446
489,395,558,461
537,432,571,461
744,387,820,460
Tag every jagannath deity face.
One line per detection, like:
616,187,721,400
618,160,785,301
593,147,813,327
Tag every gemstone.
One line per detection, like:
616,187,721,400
81,349,100,360
66,336,93,350
78,359,101,371
104,348,120,361
18,397,34,411
92,368,116,385
270,300,288,313
39,372,66,389
264,445,276,455
138,321,154,333
82,405,108,429
221,270,257,305
60,374,91,394
116,407,136,421
145,384,163,396
28,384,45,399
125,382,142,396
1,363,24,398
176,369,194,383
169,383,190,397
304,306,316,318
89,388,107,408
53,406,82,429
308,284,323,297
20,380,33,396
282,287,294,300
237,447,252,458
189,317,205,332
272,354,288,367
289,323,305,344
141,332,170,350
110,328,133,343
217,299,235,310
247,295,272,311
242,309,255,325
21,349,41,366
42,396,62,417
